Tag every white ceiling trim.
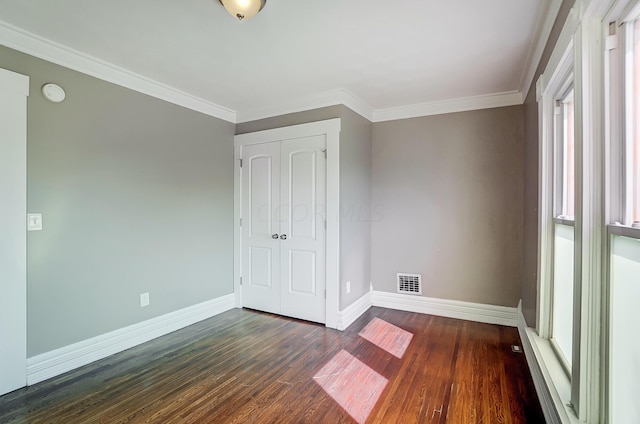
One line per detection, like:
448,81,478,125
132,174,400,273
0,16,545,126
0,20,237,123
235,88,374,123
371,91,524,122
519,0,563,100
237,89,526,124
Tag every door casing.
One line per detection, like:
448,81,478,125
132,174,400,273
0,67,29,396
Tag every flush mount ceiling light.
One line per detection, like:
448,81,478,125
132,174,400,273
219,0,266,21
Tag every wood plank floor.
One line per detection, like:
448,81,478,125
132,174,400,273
0,307,545,423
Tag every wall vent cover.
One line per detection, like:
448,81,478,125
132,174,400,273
397,273,422,295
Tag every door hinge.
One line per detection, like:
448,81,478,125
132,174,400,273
324,220,326,229
240,218,242,226
240,277,243,286
325,289,326,299
239,158,243,167
322,149,327,159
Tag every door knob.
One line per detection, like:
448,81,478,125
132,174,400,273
272,234,279,239
280,234,287,240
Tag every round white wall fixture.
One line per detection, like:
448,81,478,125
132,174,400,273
41,83,66,103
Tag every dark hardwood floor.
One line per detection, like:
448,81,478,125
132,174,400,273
0,307,545,423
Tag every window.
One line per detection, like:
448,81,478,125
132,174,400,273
608,10,640,423
551,222,574,372
557,88,576,220
530,2,640,423
628,19,640,226
551,81,575,375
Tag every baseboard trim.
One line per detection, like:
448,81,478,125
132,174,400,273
27,294,236,385
371,291,517,327
336,291,372,331
517,307,561,424
517,305,580,424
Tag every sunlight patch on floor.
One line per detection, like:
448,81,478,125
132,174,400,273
313,349,388,424
358,317,413,358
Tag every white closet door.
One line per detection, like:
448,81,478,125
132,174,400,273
0,68,28,396
279,136,326,323
241,142,281,315
240,135,326,323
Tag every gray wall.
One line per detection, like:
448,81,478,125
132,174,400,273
1,45,235,356
338,108,372,309
371,106,524,307
237,106,373,310
522,0,576,326
235,106,343,135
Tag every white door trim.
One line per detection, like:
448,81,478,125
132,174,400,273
0,67,29,396
234,119,341,329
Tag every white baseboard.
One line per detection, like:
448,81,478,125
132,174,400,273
27,294,236,385
517,305,579,424
336,291,372,331
371,291,518,327
517,307,561,424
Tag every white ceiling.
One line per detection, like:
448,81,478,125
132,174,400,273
0,0,556,122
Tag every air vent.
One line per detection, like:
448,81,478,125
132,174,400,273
397,273,421,295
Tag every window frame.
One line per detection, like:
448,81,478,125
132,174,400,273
536,27,580,421
608,0,640,235
550,77,577,379
528,1,640,423
625,18,640,227
554,81,577,223
604,3,640,422
535,3,606,421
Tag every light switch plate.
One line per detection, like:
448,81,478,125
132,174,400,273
140,292,150,307
27,213,43,231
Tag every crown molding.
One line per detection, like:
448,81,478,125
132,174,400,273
0,20,237,123
238,89,525,125
236,88,374,123
519,0,563,99
1,19,531,126
371,91,523,122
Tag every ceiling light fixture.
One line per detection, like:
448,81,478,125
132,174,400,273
219,0,266,21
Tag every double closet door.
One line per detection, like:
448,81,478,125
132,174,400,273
241,135,326,323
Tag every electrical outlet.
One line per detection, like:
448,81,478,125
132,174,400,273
346,281,351,294
140,292,150,307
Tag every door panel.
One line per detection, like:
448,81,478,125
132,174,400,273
289,150,316,239
280,136,326,323
289,250,316,295
241,143,280,314
248,156,274,238
249,247,272,287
